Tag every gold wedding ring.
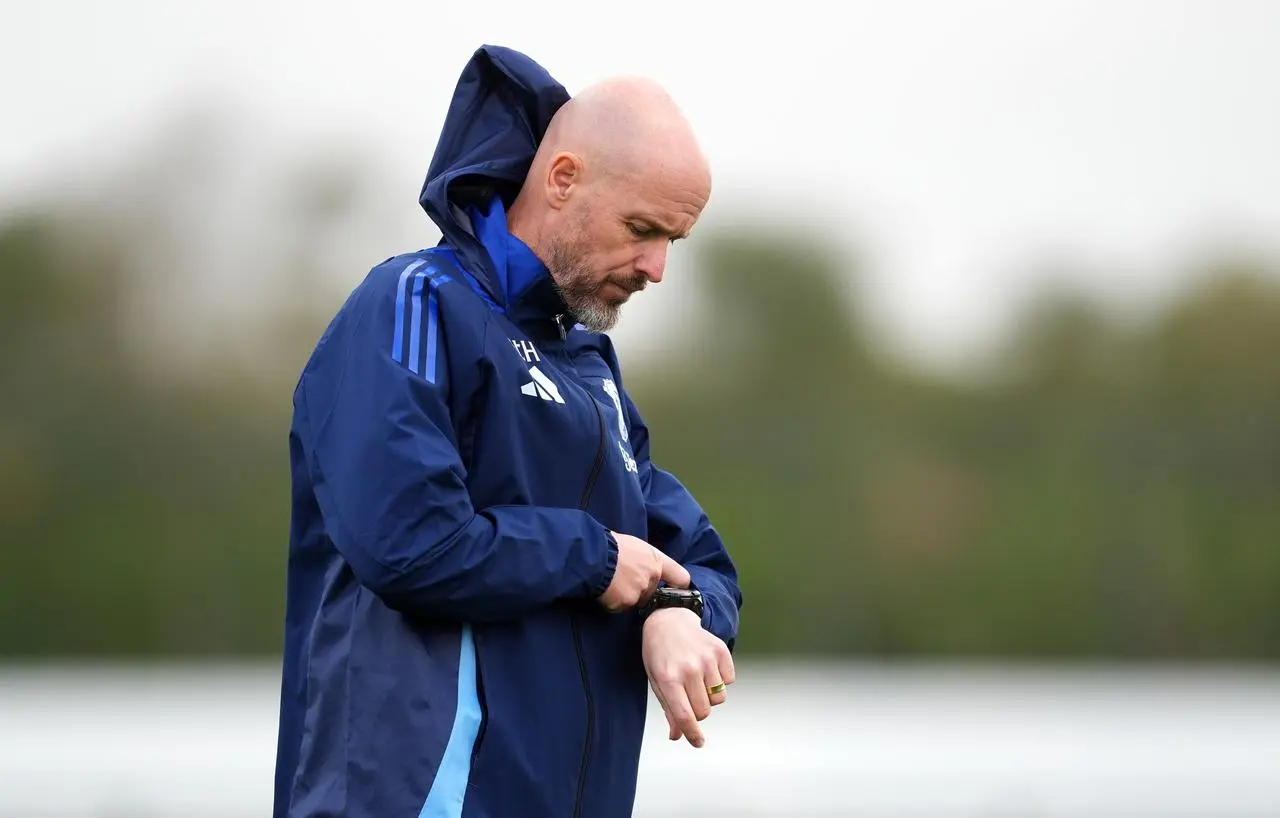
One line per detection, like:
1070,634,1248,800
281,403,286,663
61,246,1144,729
707,682,727,696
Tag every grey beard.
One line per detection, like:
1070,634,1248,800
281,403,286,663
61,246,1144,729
554,280,621,333
545,242,623,333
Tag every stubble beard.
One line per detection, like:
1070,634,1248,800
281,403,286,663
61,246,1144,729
545,237,626,334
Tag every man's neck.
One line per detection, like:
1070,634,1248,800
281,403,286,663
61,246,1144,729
504,195,542,258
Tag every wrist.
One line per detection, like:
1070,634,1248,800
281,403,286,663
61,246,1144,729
642,606,701,627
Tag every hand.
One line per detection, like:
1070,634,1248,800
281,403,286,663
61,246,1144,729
598,533,690,612
642,608,735,748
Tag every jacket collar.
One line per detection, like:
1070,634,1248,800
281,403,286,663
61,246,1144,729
467,196,573,341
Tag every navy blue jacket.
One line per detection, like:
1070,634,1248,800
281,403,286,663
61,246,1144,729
273,45,742,818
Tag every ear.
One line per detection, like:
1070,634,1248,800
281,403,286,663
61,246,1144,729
545,152,583,211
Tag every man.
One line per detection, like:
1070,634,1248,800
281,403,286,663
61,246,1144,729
273,44,743,818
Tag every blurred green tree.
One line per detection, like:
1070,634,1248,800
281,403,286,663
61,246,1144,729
0,212,288,656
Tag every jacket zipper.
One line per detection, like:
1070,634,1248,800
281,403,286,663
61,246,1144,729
572,396,607,818
469,641,488,765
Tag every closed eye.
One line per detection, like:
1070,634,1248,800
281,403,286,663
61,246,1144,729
629,222,687,244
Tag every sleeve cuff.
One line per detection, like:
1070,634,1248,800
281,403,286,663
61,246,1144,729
587,529,619,597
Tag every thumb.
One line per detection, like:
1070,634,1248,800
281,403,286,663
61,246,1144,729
660,555,691,589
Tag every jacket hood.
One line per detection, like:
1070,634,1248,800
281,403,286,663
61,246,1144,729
419,45,571,303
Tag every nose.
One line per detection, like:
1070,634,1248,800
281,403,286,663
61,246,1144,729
635,243,667,284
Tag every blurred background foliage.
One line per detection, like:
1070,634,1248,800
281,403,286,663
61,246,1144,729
2,121,1277,661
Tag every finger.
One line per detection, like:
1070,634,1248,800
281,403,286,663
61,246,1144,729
660,680,704,748
703,658,727,707
632,549,662,604
716,642,736,686
601,588,627,613
659,555,691,589
685,669,713,723
639,555,663,603
662,704,681,741
649,676,683,741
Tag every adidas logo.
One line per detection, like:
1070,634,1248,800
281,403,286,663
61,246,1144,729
520,366,565,404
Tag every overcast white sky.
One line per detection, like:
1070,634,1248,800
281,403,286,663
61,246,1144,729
3,0,1278,372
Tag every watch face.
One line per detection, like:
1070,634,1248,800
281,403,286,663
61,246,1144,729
663,589,700,607
643,586,703,618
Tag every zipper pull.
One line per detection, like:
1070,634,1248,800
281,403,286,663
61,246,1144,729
554,314,568,340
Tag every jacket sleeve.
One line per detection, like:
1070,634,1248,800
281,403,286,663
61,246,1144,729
296,264,618,622
620,388,743,650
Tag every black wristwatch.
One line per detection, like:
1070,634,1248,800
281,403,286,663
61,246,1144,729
638,586,704,621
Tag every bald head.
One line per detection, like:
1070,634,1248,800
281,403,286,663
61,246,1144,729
535,76,710,186
507,75,711,333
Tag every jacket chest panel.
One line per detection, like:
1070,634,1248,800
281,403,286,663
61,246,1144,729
465,321,646,528
501,334,602,457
